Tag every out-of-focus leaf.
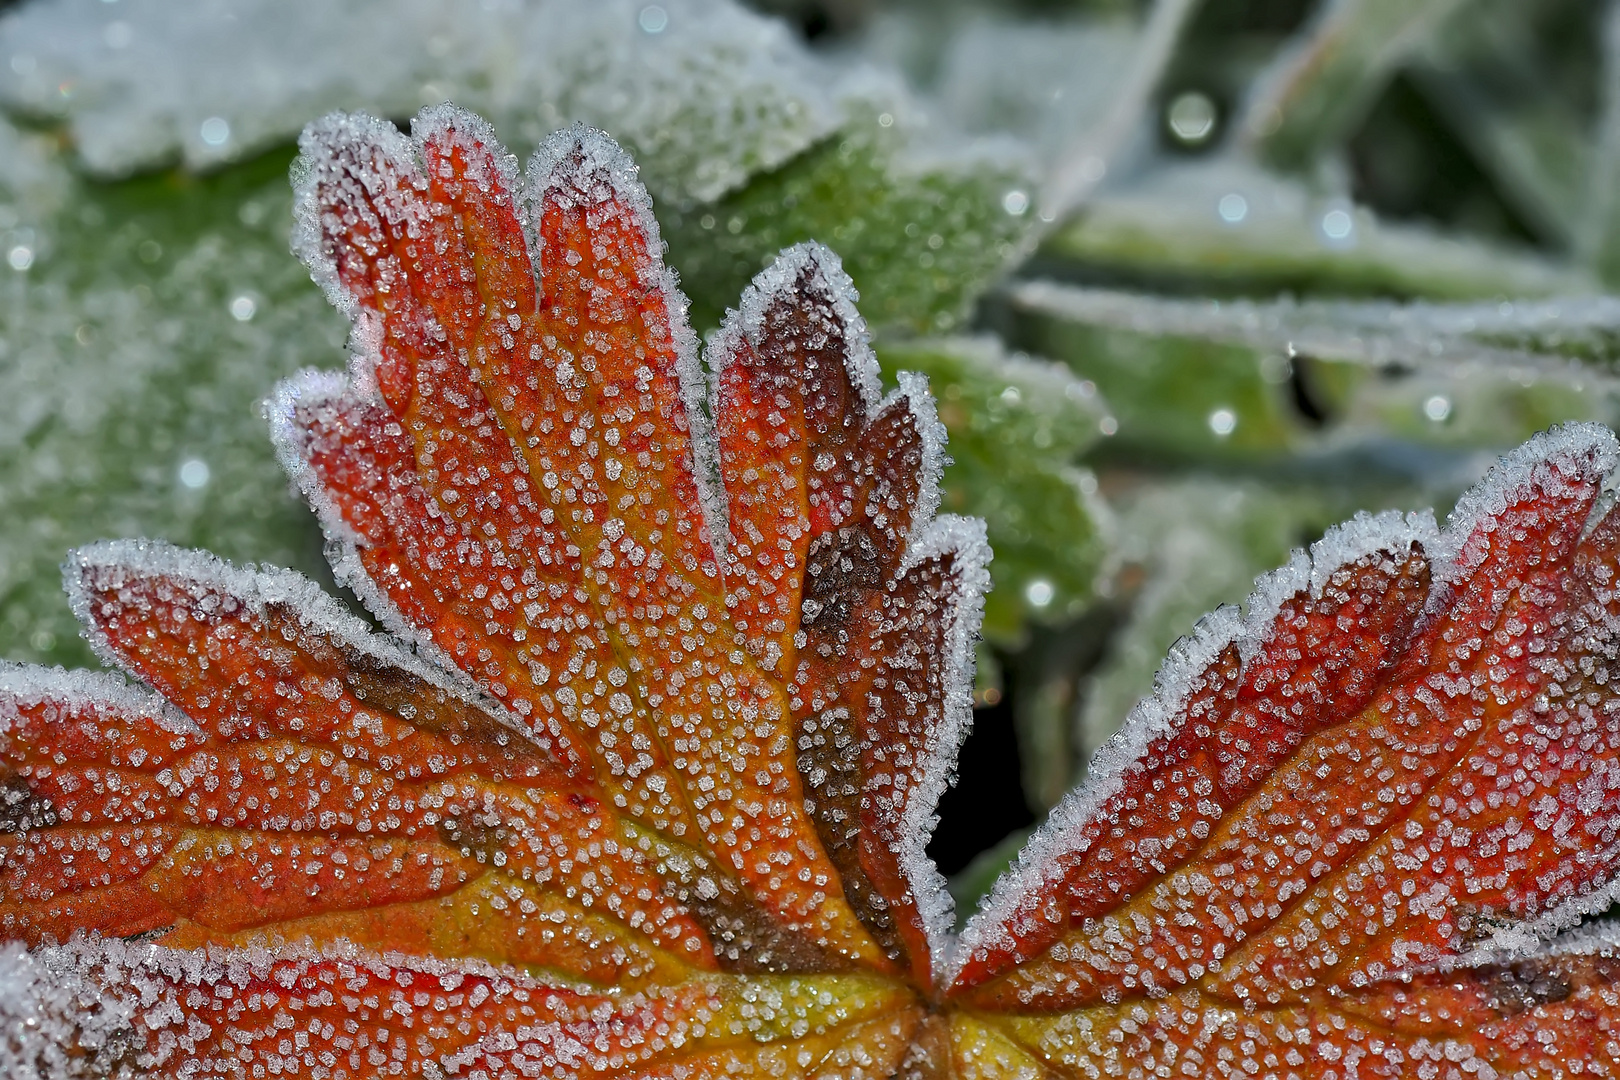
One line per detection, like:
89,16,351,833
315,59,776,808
0,0,1040,336
922,15,1138,158
1008,291,1303,461
1237,0,1472,171
859,0,1199,227
0,145,344,669
1041,158,1592,300
0,0,838,206
875,337,1110,644
1406,0,1596,250
663,100,1038,334
1013,281,1620,370
947,826,1033,930
1010,280,1620,463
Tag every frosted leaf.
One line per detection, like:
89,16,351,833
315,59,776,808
660,80,1039,334
0,144,348,669
1074,480,1370,771
921,16,1138,162
273,106,987,985
1012,277,1620,461
1011,280,1620,378
954,423,1620,1018
0,936,918,1079
0,0,836,204
1044,156,1592,300
875,336,1109,645
0,106,1005,1076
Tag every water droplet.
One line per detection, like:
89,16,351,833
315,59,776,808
1167,91,1217,145
1321,207,1354,243
1218,193,1248,224
199,116,231,147
1002,190,1029,216
638,5,668,33
1208,408,1236,437
7,245,33,272
1423,395,1452,423
1099,416,1118,436
178,459,210,489
1025,579,1055,608
229,295,257,322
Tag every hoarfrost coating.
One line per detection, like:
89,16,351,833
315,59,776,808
14,101,1620,1079
0,0,837,204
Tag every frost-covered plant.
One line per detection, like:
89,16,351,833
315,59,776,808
7,106,1620,1079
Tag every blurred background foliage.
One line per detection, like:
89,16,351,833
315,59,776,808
3,0,1620,913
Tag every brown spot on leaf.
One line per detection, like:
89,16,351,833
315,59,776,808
796,705,908,966
803,526,884,631
644,835,849,975
1475,959,1575,1017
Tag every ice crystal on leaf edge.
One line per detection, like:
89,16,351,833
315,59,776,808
7,103,1620,1079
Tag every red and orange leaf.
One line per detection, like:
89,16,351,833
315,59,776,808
12,101,1620,1080
0,104,984,1078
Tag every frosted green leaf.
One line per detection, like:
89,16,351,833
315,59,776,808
1012,280,1620,461
862,10,1138,162
874,337,1109,644
0,0,836,205
1044,157,1593,300
0,146,345,668
664,101,1038,334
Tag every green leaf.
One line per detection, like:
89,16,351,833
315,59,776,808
1238,0,1472,172
1042,159,1592,301
875,337,1108,644
1010,281,1620,463
663,106,1037,335
0,145,345,667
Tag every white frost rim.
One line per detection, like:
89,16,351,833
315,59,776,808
950,421,1620,986
62,537,531,745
